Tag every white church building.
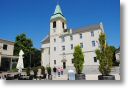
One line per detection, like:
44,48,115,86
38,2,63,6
41,4,104,71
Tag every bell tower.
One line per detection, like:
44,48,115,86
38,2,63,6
49,4,67,67
50,4,67,36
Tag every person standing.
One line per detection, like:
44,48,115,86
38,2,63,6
60,67,63,75
53,67,57,77
57,67,60,77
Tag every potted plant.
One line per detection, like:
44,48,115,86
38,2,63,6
26,67,30,76
73,45,85,80
41,66,47,79
32,67,38,79
41,66,45,75
95,33,115,80
46,67,52,80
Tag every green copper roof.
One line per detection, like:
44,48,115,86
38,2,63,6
54,4,63,15
50,4,66,21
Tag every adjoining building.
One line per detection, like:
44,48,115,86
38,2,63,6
0,39,18,71
115,47,120,63
41,4,104,70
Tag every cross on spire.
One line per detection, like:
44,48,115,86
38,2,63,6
57,0,61,5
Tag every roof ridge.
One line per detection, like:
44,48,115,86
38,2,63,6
72,24,100,30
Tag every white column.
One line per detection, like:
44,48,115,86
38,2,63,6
10,58,12,70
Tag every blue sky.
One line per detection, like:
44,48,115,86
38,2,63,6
0,0,120,49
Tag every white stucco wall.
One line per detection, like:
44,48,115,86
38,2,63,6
0,42,14,56
41,13,103,68
41,27,102,68
115,53,120,62
41,43,50,67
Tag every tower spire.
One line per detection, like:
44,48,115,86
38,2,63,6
51,2,66,21
54,4,63,15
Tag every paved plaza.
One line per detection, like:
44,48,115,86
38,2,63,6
0,66,120,80
52,66,120,80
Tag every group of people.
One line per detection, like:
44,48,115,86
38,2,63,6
53,67,64,77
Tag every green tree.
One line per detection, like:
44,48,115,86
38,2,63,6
14,33,33,68
95,33,113,76
109,46,118,66
73,45,84,74
31,48,41,67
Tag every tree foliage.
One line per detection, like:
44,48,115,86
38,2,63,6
95,33,113,76
31,48,41,67
109,46,119,66
14,33,41,68
14,33,33,55
73,45,84,74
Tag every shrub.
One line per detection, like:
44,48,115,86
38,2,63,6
32,67,38,76
46,67,51,75
41,66,45,75
95,33,113,76
26,67,30,76
73,45,84,74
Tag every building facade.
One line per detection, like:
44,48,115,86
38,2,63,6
41,4,104,69
115,48,120,63
0,39,18,71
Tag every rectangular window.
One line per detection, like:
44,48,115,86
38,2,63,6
62,37,65,42
53,21,56,28
94,57,97,62
70,35,73,40
54,60,56,65
80,43,83,48
92,41,96,47
62,46,65,51
54,47,56,51
91,31,94,37
80,34,82,39
72,59,74,64
54,38,56,42
71,44,73,50
3,44,7,50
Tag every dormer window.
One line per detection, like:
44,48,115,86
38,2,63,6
53,21,56,28
80,34,83,39
54,38,56,42
91,31,94,37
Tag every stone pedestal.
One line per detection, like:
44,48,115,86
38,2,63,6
98,75,115,80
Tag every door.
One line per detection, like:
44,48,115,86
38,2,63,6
63,62,66,69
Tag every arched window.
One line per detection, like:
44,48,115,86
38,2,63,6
62,22,64,29
53,21,56,28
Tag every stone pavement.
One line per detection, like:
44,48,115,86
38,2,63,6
52,74,68,80
52,74,120,80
